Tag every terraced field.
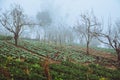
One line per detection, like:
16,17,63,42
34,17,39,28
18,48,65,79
0,40,39,60
0,39,120,80
9,40,96,63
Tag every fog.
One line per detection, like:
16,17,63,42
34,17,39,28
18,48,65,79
0,0,120,26
0,0,120,47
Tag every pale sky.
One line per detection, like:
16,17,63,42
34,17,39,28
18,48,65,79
0,0,120,26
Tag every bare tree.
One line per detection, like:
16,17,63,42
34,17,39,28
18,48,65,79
0,4,30,46
95,19,120,65
74,11,100,54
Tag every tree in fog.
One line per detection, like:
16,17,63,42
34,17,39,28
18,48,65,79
74,11,101,54
45,24,74,45
95,19,120,65
36,11,52,41
36,11,52,26
0,4,31,46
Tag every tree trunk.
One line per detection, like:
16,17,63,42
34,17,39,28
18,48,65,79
116,49,120,66
87,41,89,54
14,34,18,46
118,53,120,61
117,52,120,66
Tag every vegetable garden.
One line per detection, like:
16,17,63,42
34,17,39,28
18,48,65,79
0,39,120,80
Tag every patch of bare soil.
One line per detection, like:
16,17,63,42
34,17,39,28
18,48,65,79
69,45,119,69
72,45,117,61
89,48,117,61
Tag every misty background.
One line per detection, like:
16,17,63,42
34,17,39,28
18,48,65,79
0,0,120,48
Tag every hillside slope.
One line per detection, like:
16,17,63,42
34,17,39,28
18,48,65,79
0,40,120,80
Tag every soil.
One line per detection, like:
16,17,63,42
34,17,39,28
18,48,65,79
69,45,118,69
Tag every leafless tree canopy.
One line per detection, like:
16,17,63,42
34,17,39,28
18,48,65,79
0,4,29,45
95,19,120,64
74,11,101,54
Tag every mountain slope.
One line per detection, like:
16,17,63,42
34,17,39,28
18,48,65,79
0,40,120,80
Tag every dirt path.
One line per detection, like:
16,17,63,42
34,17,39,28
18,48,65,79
5,41,60,64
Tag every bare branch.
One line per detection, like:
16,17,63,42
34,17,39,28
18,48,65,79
74,11,100,54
